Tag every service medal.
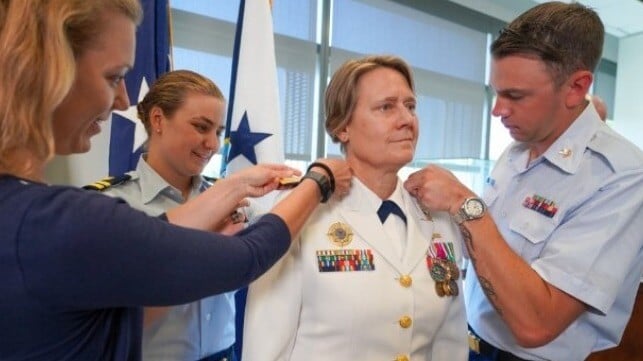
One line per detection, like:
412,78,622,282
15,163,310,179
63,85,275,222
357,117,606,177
442,281,452,297
435,281,446,297
429,259,449,282
445,260,460,280
448,279,459,297
326,222,353,247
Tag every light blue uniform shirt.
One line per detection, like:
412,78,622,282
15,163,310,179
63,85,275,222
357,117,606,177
465,104,643,361
103,157,235,361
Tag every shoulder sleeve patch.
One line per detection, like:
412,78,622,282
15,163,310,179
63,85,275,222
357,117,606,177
82,174,132,191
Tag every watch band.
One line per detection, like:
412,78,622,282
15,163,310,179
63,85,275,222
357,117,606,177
306,162,335,194
453,210,467,225
301,170,332,203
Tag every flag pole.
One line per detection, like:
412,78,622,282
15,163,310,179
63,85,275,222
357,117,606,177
166,0,174,70
220,0,246,177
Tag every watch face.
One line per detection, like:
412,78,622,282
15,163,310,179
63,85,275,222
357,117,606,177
464,198,485,217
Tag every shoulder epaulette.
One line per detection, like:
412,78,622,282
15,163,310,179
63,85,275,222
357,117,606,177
202,175,219,183
200,175,219,192
82,174,132,191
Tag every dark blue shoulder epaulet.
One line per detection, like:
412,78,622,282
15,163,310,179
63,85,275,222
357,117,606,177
82,174,132,191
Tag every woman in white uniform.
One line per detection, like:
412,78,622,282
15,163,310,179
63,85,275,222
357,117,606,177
242,55,468,361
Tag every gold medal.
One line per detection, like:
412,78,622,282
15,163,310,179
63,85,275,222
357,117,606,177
445,260,460,280
443,281,452,296
326,222,353,247
448,279,459,297
435,281,445,297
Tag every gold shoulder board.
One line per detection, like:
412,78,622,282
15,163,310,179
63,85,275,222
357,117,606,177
82,174,132,191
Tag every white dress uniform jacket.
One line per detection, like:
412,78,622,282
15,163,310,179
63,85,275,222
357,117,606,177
242,178,468,361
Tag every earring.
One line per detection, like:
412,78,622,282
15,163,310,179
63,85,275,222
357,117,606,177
155,128,161,134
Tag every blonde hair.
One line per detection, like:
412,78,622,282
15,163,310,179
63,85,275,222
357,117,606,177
137,70,225,136
0,0,142,177
324,55,415,152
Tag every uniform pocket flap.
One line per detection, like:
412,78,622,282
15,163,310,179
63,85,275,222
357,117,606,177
509,208,557,244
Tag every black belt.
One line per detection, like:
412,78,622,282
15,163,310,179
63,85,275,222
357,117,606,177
197,344,235,361
468,326,531,361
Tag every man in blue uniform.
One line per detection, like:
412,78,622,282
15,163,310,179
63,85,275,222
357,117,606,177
404,2,643,360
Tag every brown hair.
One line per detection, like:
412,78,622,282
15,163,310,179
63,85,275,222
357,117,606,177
324,55,414,152
491,1,604,86
136,70,225,136
0,0,142,177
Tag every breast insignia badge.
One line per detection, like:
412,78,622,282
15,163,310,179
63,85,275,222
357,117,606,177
327,222,353,247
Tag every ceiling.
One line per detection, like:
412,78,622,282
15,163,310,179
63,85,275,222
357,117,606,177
450,0,643,38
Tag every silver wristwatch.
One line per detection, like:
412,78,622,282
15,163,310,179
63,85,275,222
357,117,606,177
453,197,486,225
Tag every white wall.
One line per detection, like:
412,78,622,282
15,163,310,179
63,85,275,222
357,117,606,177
613,32,643,150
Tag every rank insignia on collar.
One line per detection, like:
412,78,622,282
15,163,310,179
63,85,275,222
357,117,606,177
522,194,558,218
558,148,572,158
415,201,433,221
327,222,353,247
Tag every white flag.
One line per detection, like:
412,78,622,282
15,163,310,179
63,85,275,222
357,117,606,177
221,0,284,176
221,4,284,357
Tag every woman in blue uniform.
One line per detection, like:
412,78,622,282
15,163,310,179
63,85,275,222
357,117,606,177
243,55,468,361
99,70,243,361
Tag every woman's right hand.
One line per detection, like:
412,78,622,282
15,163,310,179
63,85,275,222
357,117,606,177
227,164,301,198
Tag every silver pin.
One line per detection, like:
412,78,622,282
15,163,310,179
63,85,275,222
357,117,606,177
558,148,572,158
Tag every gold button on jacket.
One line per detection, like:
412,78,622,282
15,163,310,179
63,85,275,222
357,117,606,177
399,275,412,287
399,316,412,328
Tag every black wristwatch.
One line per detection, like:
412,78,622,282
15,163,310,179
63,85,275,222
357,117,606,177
301,170,332,203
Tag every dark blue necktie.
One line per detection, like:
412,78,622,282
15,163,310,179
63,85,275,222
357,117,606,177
377,200,407,225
